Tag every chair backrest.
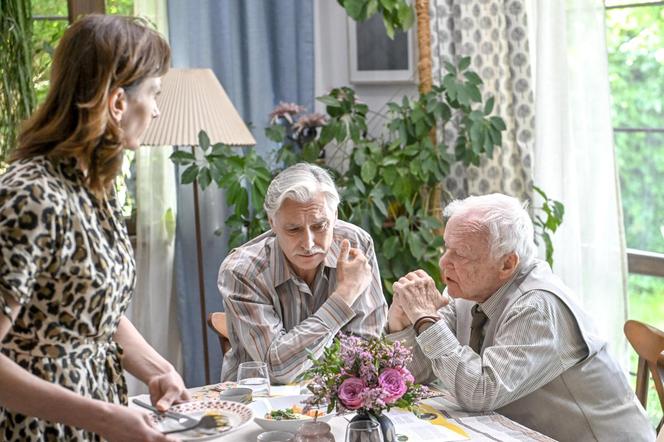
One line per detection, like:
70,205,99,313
624,319,664,430
208,312,231,354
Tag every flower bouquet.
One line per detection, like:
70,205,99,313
302,334,430,417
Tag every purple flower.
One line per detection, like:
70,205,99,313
378,368,407,404
338,377,365,410
398,367,414,384
292,113,327,136
269,102,305,124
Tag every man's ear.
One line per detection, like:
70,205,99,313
500,252,519,279
108,87,127,123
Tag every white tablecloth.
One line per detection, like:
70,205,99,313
130,383,554,442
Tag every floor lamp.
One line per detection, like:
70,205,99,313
141,68,256,384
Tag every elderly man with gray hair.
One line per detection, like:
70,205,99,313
387,193,654,441
218,163,387,384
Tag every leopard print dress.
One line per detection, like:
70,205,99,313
0,155,136,441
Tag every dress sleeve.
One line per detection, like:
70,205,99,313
0,181,59,322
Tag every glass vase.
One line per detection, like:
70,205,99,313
294,421,335,442
350,411,396,442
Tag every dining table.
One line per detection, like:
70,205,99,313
129,382,555,442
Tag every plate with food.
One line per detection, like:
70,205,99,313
251,395,333,433
151,399,253,441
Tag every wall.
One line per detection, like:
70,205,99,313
314,1,419,137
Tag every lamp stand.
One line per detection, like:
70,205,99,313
191,145,211,385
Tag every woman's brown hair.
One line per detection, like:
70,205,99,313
11,14,170,194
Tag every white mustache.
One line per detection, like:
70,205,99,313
299,248,325,256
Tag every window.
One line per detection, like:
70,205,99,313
605,0,664,427
31,0,137,223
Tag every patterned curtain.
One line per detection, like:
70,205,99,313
429,0,535,203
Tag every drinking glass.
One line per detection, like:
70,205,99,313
345,420,383,442
237,361,270,397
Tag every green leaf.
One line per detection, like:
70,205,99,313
490,116,507,131
181,164,199,184
382,236,400,259
198,130,211,151
361,161,377,183
198,167,212,190
265,124,286,142
407,234,426,259
170,150,196,164
318,95,341,108
458,56,471,71
463,71,482,85
394,216,409,232
484,96,495,115
353,175,366,194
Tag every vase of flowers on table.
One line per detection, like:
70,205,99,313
301,334,430,442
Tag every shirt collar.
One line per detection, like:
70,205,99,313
480,262,536,318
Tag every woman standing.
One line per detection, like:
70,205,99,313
0,15,188,441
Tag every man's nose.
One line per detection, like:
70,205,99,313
439,252,451,270
302,228,314,249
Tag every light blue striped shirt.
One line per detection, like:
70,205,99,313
218,220,387,384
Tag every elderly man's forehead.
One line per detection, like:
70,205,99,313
446,212,489,238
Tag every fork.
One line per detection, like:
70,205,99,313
162,415,219,435
132,399,199,427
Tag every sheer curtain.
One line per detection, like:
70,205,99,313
167,0,315,386
527,0,629,368
124,0,182,396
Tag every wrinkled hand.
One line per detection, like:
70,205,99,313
99,405,176,442
148,369,190,412
387,297,411,333
335,239,372,307
392,270,449,323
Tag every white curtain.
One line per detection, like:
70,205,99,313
124,0,183,395
527,0,629,369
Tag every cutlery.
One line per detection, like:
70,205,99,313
162,415,219,435
132,398,199,427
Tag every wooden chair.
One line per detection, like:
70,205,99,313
207,312,231,354
624,319,664,432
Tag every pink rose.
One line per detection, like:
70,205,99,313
378,368,407,404
338,377,365,410
398,367,414,384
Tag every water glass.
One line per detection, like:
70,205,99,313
258,430,295,442
237,361,271,397
345,420,383,442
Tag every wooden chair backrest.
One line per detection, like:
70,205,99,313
207,312,231,354
624,319,664,431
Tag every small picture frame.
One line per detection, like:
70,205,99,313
347,14,417,84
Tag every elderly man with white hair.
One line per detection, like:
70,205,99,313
387,193,654,441
218,163,387,384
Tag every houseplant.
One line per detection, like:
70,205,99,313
170,56,565,298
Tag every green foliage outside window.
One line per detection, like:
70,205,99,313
606,5,664,429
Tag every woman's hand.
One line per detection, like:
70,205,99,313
97,405,176,442
148,369,190,411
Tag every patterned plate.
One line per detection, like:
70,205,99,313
151,399,253,441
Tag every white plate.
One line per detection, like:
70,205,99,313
152,399,253,441
251,394,334,433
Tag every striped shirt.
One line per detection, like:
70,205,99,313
217,220,387,384
388,267,588,411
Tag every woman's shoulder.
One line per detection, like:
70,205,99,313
0,156,65,210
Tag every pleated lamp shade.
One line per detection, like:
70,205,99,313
141,68,256,147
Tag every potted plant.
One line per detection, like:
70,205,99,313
170,57,564,299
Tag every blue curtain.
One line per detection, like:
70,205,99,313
167,0,314,386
